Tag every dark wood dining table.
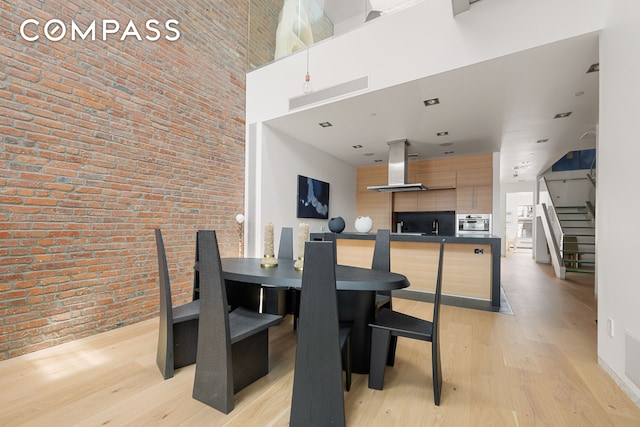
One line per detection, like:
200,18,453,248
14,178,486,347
220,257,410,374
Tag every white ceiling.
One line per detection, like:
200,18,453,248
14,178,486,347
263,8,599,184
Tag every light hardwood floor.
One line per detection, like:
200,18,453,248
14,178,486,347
1,251,639,426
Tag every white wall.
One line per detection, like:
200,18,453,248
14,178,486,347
597,0,640,403
246,0,606,259
246,124,356,257
246,0,605,124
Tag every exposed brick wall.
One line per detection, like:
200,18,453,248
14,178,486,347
0,0,247,360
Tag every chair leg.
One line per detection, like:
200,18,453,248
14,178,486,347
292,290,300,331
343,335,352,392
368,327,391,390
386,335,398,366
432,340,442,406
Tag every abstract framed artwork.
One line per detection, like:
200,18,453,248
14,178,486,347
297,175,329,219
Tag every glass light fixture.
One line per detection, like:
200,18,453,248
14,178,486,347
302,48,313,94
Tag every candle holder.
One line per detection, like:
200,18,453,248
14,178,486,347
261,254,278,268
294,256,304,271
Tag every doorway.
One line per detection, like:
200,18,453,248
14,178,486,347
505,192,534,254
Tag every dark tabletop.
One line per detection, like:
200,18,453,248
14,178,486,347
221,258,409,291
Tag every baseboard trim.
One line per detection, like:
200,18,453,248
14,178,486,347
598,357,640,409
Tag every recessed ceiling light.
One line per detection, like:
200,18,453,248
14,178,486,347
439,142,454,147
587,63,599,73
554,112,572,119
374,159,383,162
364,152,374,156
436,131,449,137
444,150,455,155
352,144,363,149
536,138,549,143
518,179,525,183
408,153,419,159
575,91,584,97
319,121,333,127
423,97,440,106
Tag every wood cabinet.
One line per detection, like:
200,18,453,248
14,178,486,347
416,171,456,189
335,236,495,302
456,167,492,213
417,189,456,211
358,154,493,218
393,191,417,212
456,185,492,213
356,164,391,231
456,168,492,186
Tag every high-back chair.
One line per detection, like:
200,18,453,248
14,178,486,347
290,241,352,426
154,229,200,380
368,239,446,405
192,230,282,414
372,229,392,310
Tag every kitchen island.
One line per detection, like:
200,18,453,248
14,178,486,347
311,232,501,311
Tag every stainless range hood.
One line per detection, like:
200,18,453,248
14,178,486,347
367,139,427,192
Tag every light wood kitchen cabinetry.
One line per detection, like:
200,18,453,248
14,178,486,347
357,153,494,217
417,189,456,211
456,167,492,213
456,185,492,213
416,171,456,189
393,191,417,212
356,164,391,231
456,167,492,186
322,232,501,309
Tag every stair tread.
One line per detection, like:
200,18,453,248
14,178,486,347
566,268,595,274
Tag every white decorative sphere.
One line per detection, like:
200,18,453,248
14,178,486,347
355,216,373,233
235,213,245,224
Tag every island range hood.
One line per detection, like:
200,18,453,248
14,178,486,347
367,139,427,192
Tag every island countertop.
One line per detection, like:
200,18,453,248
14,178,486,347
311,232,501,311
313,232,500,242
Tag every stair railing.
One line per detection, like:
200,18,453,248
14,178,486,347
587,155,596,218
536,202,566,279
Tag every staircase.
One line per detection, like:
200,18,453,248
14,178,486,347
556,206,595,274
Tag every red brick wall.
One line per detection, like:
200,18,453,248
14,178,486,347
0,0,247,360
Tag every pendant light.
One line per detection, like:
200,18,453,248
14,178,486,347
302,47,313,94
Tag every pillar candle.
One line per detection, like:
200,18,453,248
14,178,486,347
264,222,274,256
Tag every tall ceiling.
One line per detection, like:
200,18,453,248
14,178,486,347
264,3,599,184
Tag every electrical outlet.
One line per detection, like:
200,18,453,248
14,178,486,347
474,248,484,254
607,318,615,337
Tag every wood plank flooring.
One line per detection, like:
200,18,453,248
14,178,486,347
1,251,639,426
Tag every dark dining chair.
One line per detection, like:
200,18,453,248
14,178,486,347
290,241,352,427
368,239,446,406
154,229,200,380
373,229,392,311
262,226,294,317
192,230,282,414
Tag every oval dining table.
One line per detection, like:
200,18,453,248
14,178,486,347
220,257,410,374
